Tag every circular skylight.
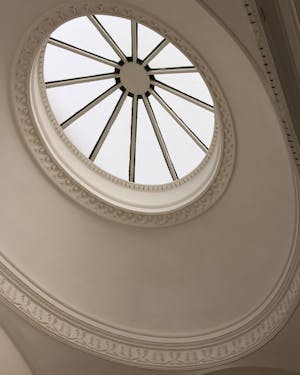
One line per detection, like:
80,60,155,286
43,15,215,185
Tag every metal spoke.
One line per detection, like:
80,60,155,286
152,80,214,113
89,90,128,162
48,38,119,68
147,67,197,75
60,83,121,130
151,89,208,153
129,95,138,182
131,21,138,63
142,95,178,181
87,15,127,62
142,39,169,67
45,73,118,89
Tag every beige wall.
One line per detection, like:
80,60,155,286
0,325,33,375
208,368,300,375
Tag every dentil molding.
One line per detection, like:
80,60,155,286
244,0,300,170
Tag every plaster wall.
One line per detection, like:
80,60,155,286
0,325,33,375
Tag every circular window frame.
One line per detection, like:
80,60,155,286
41,16,218,190
13,2,235,227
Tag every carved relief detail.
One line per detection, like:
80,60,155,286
1,253,300,370
12,0,235,227
4,0,300,370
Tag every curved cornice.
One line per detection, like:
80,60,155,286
244,0,300,170
1,0,300,371
1,204,300,371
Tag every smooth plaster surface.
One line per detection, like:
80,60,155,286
0,0,297,338
0,1,300,374
1,300,300,375
0,324,33,375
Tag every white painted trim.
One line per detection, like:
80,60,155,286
3,0,300,371
12,0,235,227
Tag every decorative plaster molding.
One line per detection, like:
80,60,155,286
38,45,220,194
244,0,300,169
12,0,235,227
277,0,300,83
1,210,300,372
3,0,300,371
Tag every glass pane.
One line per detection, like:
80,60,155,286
155,73,213,106
46,79,116,123
44,44,114,81
51,16,120,61
96,15,131,58
44,15,216,185
149,96,205,178
149,43,191,68
64,90,121,156
94,95,131,180
137,23,164,60
154,88,215,148
135,99,172,184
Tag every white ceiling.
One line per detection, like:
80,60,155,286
1,0,300,374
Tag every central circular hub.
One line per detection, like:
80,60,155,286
119,62,150,95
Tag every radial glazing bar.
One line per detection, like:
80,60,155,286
48,38,119,68
142,95,178,181
152,80,214,113
147,67,197,75
60,83,121,130
89,90,128,161
45,73,118,89
142,39,169,67
151,89,208,153
131,21,138,63
87,15,127,62
129,95,138,182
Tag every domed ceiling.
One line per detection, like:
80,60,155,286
1,0,300,372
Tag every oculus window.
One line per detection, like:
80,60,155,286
43,15,215,185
